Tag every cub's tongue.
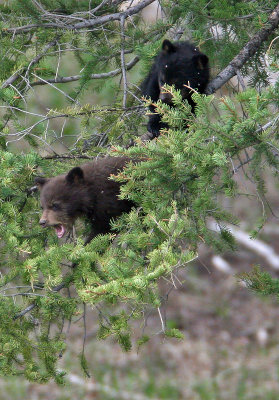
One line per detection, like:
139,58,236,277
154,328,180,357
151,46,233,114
54,224,66,238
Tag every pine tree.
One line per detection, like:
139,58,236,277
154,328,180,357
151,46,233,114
0,0,279,382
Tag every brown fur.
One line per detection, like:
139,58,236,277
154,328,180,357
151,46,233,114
35,156,134,243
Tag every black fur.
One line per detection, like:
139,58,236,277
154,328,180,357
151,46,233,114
141,39,209,138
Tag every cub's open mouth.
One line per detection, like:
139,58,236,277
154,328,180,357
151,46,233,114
54,224,66,238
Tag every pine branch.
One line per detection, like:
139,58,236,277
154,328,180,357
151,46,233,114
3,0,156,35
206,3,279,94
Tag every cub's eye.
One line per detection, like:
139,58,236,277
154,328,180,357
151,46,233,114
51,203,61,211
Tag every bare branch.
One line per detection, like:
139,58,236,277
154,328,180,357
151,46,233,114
13,303,37,319
211,255,234,275
42,154,94,160
4,0,156,35
1,68,24,90
206,3,279,94
0,103,143,147
120,15,127,108
31,72,81,105
82,302,90,378
31,0,47,14
1,37,60,89
157,307,165,333
210,222,279,270
91,0,112,15
31,55,139,86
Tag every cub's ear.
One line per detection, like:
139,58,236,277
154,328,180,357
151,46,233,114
162,39,176,54
34,177,48,190
66,167,84,185
193,53,209,70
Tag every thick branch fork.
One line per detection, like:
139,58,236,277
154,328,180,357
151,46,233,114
206,3,279,94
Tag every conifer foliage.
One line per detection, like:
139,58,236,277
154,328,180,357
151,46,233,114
0,0,279,382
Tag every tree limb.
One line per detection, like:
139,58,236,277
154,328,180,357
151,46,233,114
31,56,139,86
120,14,128,108
4,0,156,35
210,222,279,270
206,3,279,94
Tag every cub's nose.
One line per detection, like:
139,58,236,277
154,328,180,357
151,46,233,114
39,219,47,227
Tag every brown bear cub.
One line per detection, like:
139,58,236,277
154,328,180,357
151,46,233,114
35,157,134,243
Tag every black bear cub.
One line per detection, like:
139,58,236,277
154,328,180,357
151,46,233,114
141,39,209,138
35,157,133,244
